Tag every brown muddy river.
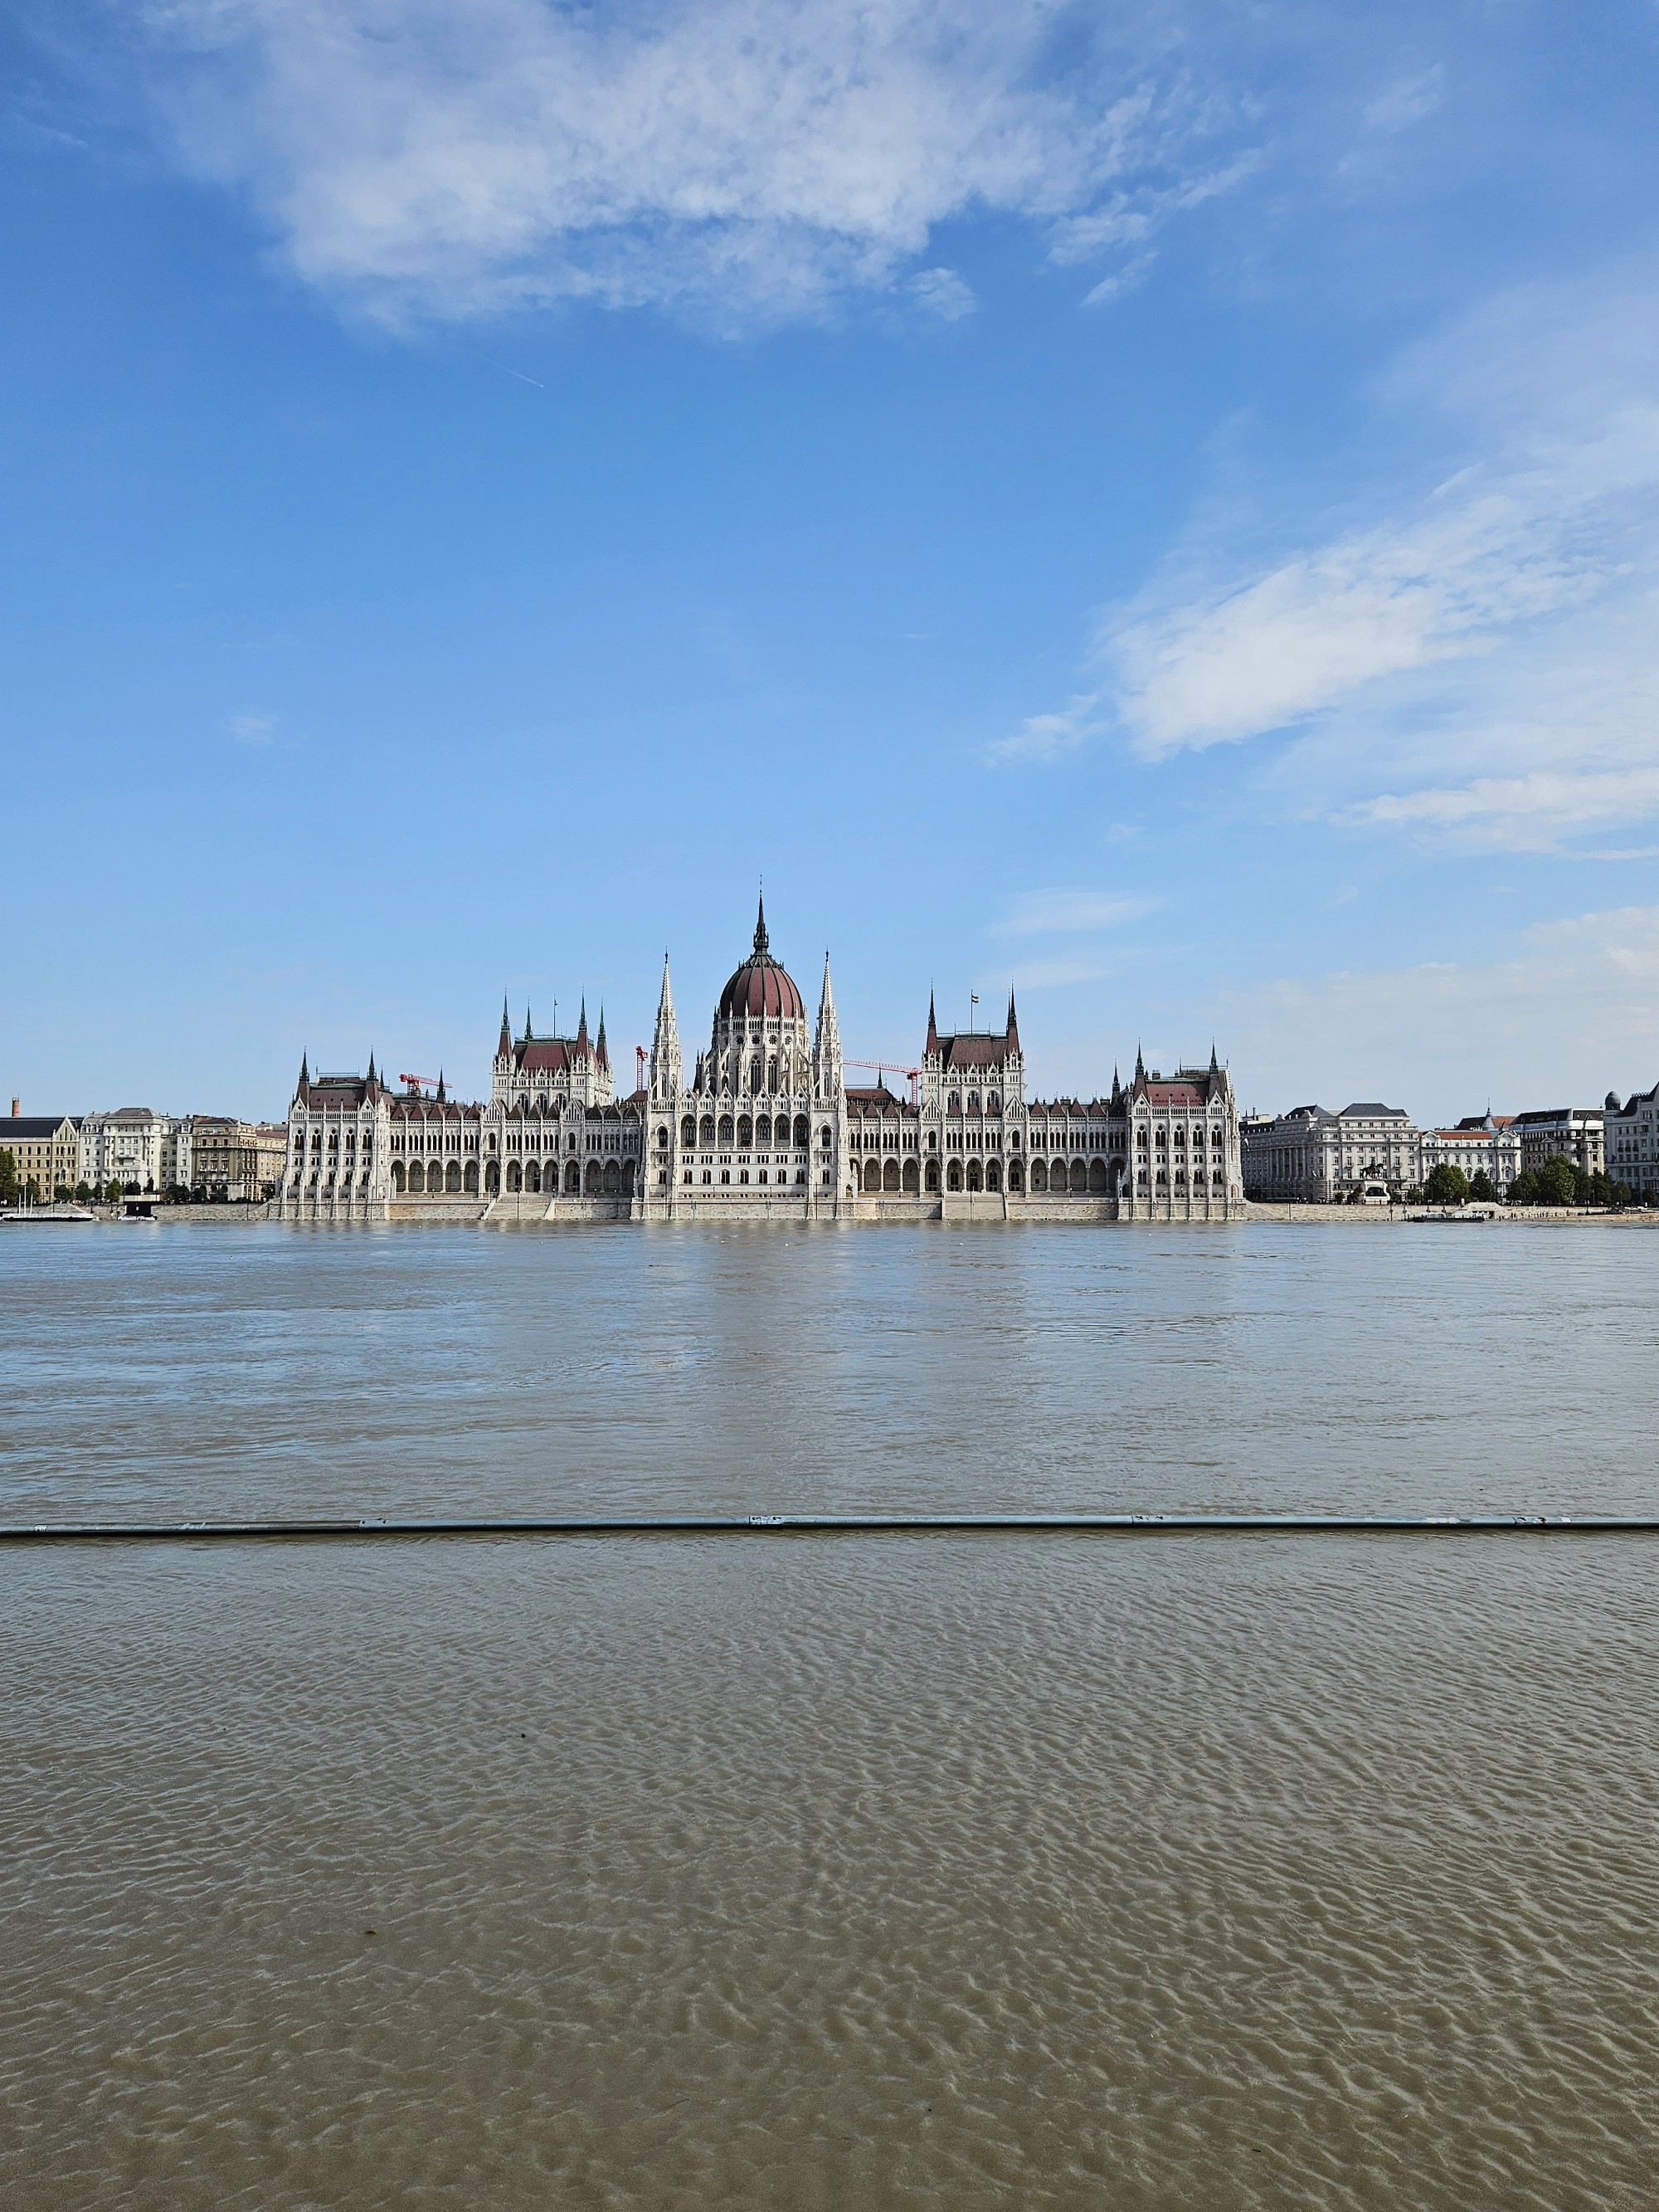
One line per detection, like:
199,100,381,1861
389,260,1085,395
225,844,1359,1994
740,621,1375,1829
3,1223,1657,2207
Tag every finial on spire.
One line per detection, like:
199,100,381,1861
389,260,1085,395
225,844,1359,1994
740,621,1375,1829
926,989,939,1054
524,1000,533,1042
753,885,769,956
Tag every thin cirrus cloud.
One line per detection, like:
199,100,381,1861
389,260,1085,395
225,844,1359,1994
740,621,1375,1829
226,711,278,744
131,0,1249,328
1007,264,1659,853
995,889,1153,934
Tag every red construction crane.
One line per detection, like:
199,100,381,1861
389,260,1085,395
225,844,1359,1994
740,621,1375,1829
636,1044,648,1095
398,1073,445,1096
844,1060,922,1107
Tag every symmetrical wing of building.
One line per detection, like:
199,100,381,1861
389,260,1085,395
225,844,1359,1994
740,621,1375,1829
280,899,1245,1223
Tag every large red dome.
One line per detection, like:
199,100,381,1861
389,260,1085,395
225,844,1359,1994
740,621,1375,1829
718,898,805,1021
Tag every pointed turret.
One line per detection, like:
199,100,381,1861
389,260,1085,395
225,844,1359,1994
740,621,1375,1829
814,950,843,1094
523,1001,533,1043
1210,1040,1219,1075
296,1051,310,1104
926,990,939,1057
436,1069,446,1104
754,888,769,956
650,955,683,1101
596,1006,609,1069
367,1051,377,1089
1005,987,1019,1052
576,996,589,1052
499,995,513,1059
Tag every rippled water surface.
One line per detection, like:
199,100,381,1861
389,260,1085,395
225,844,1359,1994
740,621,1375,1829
3,1224,1658,2207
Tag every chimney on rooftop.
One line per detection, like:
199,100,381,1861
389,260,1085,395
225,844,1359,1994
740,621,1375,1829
10,1098,17,1118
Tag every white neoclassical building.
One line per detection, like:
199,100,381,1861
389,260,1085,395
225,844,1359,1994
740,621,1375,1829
280,898,1243,1224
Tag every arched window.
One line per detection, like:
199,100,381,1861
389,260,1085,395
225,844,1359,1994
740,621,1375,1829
718,1116,734,1146
794,1115,809,1146
756,1113,771,1145
699,1116,715,1147
820,1124,831,1148
968,1093,979,1114
681,1117,696,1147
988,1094,1000,1114
949,1091,961,1113
767,1057,779,1093
738,1116,753,1148
750,1059,762,1094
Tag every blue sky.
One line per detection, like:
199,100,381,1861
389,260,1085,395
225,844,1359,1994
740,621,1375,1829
4,1,1659,1123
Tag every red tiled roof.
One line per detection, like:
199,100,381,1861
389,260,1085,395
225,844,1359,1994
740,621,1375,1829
937,1034,1009,1070
518,1039,574,1074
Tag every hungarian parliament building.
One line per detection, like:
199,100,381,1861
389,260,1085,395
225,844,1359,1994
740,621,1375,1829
280,899,1242,1224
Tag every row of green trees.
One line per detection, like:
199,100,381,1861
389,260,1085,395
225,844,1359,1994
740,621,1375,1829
0,1151,188,1208
1417,1158,1636,1209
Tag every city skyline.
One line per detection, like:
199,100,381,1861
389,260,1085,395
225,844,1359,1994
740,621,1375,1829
5,5,1659,1123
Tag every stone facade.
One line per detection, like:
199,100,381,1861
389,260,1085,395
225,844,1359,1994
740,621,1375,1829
280,899,1243,1225
2,1111,83,1200
190,1115,288,1201
1512,1106,1604,1179
1603,1084,1659,1197
1420,1114,1522,1195
77,1107,191,1195
1242,1102,1421,1202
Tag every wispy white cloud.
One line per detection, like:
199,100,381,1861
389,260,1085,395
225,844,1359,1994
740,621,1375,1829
985,690,1104,764
1363,66,1444,135
995,889,1154,935
132,0,1251,328
1082,251,1155,307
226,710,278,744
1012,261,1659,853
1341,766,1659,850
909,266,976,321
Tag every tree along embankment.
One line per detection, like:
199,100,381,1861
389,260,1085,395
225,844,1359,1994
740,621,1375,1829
1243,1201,1659,1226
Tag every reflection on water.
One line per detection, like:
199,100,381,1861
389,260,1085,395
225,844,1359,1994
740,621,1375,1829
2,1220,1657,1521
2,1227,1657,2207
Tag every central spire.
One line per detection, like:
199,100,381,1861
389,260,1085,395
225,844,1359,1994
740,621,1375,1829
753,886,769,957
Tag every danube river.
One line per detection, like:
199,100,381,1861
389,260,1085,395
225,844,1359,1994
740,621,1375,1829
3,1224,1657,2208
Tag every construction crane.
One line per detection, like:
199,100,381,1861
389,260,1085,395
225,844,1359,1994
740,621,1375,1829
398,1073,445,1098
844,1060,922,1107
636,1045,648,1096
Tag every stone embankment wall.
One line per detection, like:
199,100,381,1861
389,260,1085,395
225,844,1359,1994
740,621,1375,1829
1243,1201,1659,1226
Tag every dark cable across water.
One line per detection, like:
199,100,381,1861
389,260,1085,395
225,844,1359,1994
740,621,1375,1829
3,1512,1658,1546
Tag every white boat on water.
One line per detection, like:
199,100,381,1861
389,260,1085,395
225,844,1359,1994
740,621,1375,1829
0,1203,97,1224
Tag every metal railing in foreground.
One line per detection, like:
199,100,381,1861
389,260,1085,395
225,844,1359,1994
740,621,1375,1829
2,1512,1657,1545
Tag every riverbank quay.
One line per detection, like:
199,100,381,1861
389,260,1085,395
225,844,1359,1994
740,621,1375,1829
30,1198,1659,1230
1242,1201,1659,1227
